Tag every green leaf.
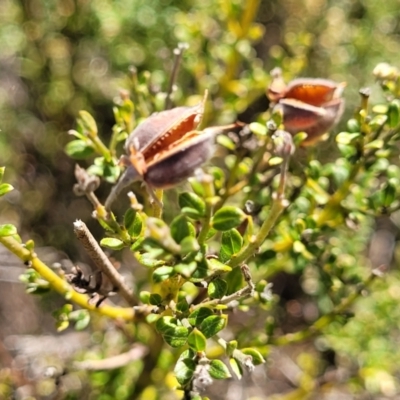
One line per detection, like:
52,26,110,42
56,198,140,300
229,357,243,380
208,279,227,299
388,99,400,128
156,316,178,333
170,215,192,243
179,192,206,219
212,206,246,231
0,224,17,237
174,261,198,278
336,131,360,145
174,356,196,386
70,310,90,331
139,291,151,304
199,315,227,338
207,258,232,274
163,325,189,347
124,209,143,237
78,110,98,136
249,122,268,136
219,229,243,263
225,267,244,294
152,266,175,283
187,328,207,352
179,236,200,254
216,134,236,150
149,293,163,305
241,348,266,365
209,360,232,379
0,183,13,197
176,298,189,312
188,307,213,327
0,167,4,182
100,237,124,250
65,140,95,159
135,252,165,268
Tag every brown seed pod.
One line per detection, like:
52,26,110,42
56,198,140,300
105,93,230,209
267,70,345,146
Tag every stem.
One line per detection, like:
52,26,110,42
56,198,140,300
0,236,135,321
151,189,164,218
316,160,362,227
73,344,148,370
197,172,216,245
270,267,383,346
165,43,188,110
227,157,289,268
73,220,137,306
197,199,214,246
191,265,255,310
90,135,113,163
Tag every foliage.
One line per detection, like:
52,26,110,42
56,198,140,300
2,1,400,399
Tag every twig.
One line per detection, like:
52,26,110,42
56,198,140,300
227,151,290,269
164,43,188,110
73,220,137,306
0,235,135,320
269,266,385,346
73,344,148,370
192,264,255,310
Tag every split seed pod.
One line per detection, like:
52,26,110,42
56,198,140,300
105,93,222,209
268,69,345,146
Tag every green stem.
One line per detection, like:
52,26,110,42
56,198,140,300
151,189,164,218
227,157,289,268
90,135,113,163
270,269,381,346
316,160,362,227
197,199,214,246
0,236,136,321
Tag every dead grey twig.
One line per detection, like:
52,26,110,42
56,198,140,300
73,220,137,306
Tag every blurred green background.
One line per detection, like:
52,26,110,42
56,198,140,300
2,0,400,398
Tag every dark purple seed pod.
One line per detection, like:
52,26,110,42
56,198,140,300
144,128,216,188
105,93,229,209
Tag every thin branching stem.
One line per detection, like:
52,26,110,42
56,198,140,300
227,156,289,268
269,267,384,346
73,220,137,306
0,235,135,321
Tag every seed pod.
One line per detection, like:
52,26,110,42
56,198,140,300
267,73,345,146
105,93,233,209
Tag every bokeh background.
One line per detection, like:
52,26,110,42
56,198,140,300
2,0,400,398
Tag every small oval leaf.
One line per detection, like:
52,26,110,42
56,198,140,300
241,348,266,365
0,224,17,237
65,140,95,159
209,360,232,379
163,325,189,348
212,206,246,231
208,279,228,299
0,183,14,197
188,307,214,327
219,229,243,263
100,237,124,250
200,315,227,338
187,328,207,352
174,358,196,386
152,266,175,283
179,192,206,218
170,215,192,244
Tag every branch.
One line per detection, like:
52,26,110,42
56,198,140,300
73,344,148,370
73,220,137,306
0,235,135,321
